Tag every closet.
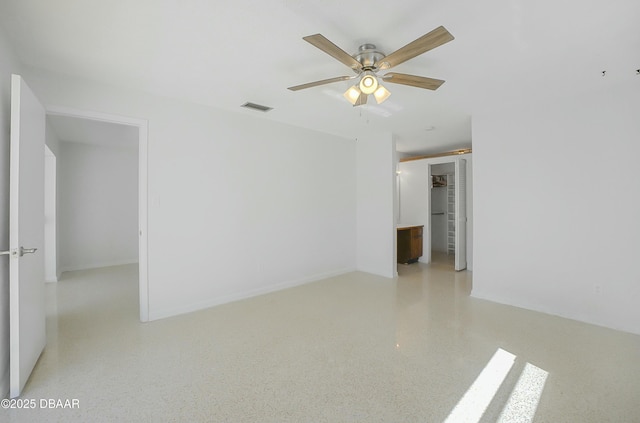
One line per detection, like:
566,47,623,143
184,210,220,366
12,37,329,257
430,162,455,258
447,174,455,255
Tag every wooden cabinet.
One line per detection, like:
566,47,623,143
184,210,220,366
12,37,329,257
397,225,423,264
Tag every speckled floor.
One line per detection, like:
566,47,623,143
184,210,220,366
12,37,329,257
2,262,639,422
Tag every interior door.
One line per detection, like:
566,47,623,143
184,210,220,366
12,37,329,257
9,74,46,398
454,158,467,271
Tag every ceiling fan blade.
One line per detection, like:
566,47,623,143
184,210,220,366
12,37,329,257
376,26,454,70
288,75,357,91
303,34,363,71
382,72,445,90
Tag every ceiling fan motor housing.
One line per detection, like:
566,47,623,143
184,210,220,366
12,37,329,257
353,44,385,72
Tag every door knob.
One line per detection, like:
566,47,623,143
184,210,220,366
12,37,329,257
20,247,37,256
0,247,37,257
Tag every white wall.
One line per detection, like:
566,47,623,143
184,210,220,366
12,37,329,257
22,67,358,320
0,23,22,399
398,159,429,241
472,77,640,335
430,163,454,175
44,120,60,156
44,145,57,281
356,133,396,278
58,141,139,272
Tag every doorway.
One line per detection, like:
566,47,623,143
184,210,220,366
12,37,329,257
425,157,467,271
429,162,455,266
397,155,471,271
44,106,149,322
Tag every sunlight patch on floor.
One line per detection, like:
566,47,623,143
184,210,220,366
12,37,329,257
444,348,549,423
444,348,516,423
497,363,548,423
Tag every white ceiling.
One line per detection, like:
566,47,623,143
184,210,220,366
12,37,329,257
1,0,637,154
48,115,138,150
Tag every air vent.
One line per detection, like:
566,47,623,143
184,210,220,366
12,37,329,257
241,102,273,112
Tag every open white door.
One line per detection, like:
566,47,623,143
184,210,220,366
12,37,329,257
454,158,467,271
8,74,46,397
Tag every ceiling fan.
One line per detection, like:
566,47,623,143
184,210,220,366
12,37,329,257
288,26,454,106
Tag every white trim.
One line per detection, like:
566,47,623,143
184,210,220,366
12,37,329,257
45,105,150,322
148,268,356,321
44,146,57,283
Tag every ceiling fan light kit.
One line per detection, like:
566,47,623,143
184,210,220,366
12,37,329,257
359,72,378,94
373,85,391,104
288,26,454,107
344,85,362,105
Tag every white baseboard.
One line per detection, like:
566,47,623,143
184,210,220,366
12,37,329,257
45,270,60,283
60,259,138,274
148,267,356,321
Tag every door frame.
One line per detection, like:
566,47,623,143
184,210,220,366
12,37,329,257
46,106,149,322
425,156,467,268
44,145,57,282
